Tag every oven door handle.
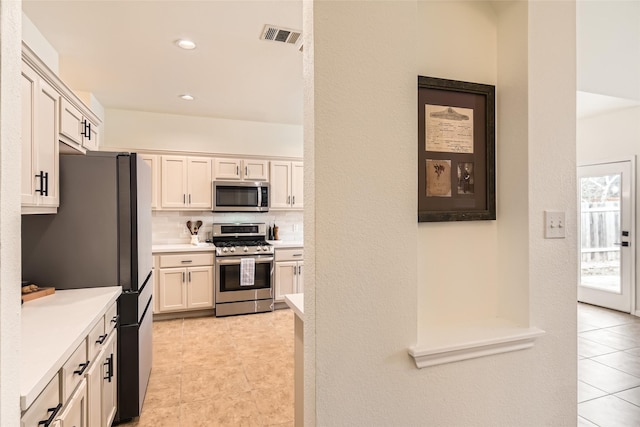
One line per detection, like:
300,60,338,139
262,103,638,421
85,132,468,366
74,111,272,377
215,256,274,265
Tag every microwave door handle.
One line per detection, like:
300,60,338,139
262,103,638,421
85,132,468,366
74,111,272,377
257,187,262,208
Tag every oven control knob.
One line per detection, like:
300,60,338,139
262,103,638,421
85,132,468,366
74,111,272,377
222,247,228,253
243,246,249,252
256,246,261,252
263,246,270,252
230,247,235,253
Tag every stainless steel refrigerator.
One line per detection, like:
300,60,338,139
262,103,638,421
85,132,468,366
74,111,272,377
22,152,153,423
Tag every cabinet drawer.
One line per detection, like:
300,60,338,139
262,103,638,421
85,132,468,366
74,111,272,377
60,338,88,402
159,253,214,268
21,374,61,427
87,320,106,362
105,302,118,332
275,248,304,262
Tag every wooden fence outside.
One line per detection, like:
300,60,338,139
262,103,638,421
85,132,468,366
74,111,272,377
580,202,620,264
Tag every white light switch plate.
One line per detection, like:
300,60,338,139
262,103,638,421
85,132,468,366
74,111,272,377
544,210,565,239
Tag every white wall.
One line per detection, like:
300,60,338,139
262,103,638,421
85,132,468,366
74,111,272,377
104,108,303,158
417,1,499,327
306,0,576,424
578,106,640,311
1,2,23,426
21,11,58,73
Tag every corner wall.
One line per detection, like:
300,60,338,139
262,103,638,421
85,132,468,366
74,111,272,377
306,0,576,424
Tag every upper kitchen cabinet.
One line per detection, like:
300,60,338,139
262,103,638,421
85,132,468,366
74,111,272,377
22,44,102,156
161,156,212,210
214,158,269,181
59,98,101,152
270,161,303,210
140,154,159,210
21,60,59,214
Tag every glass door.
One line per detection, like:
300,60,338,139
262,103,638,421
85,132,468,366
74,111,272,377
578,161,634,312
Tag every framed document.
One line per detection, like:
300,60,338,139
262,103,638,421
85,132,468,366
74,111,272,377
418,76,496,222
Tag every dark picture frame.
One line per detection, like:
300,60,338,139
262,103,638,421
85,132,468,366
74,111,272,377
418,76,496,222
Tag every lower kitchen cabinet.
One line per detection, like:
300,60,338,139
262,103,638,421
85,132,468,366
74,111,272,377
21,298,118,427
157,252,214,313
274,248,304,302
56,378,87,427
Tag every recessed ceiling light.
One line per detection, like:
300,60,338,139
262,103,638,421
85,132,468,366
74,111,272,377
179,94,194,101
176,39,196,50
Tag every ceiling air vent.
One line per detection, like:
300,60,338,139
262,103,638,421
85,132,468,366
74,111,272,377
261,24,303,50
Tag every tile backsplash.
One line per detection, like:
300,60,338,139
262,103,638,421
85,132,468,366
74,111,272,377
152,210,303,244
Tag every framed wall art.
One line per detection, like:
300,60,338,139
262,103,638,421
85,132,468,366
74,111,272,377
418,76,496,222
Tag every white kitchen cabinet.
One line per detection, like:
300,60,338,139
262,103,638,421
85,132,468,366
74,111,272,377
161,156,212,210
101,332,117,427
20,375,61,427
140,154,159,209
56,378,87,427
270,161,303,209
157,252,214,312
214,158,269,181
59,98,100,152
21,60,60,214
274,248,304,302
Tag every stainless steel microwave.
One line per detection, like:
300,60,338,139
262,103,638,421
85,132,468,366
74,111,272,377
212,181,269,212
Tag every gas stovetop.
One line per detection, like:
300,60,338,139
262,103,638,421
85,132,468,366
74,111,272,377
212,223,273,257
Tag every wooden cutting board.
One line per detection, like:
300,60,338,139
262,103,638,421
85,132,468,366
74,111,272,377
22,287,55,302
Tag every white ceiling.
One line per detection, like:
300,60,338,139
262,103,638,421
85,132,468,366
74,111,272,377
22,0,303,125
22,1,640,127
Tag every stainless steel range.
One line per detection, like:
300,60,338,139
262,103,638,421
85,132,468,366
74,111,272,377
213,223,274,316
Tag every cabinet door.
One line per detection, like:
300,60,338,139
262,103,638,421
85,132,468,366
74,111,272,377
140,155,159,210
102,332,117,427
275,261,297,302
270,161,292,209
158,268,187,312
56,378,87,427
161,156,187,209
60,98,83,148
214,158,241,180
36,79,60,208
243,159,269,181
187,157,212,209
187,266,214,309
296,261,304,294
85,354,102,427
21,63,38,206
291,162,304,209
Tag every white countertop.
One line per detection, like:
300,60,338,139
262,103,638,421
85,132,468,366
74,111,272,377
284,293,304,320
152,243,216,253
267,240,304,248
21,286,121,410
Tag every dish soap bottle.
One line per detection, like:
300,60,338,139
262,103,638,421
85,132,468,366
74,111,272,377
273,224,279,241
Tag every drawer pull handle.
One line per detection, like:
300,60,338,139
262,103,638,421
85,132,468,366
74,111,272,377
293,254,303,257
74,361,90,376
181,260,193,263
38,403,62,426
110,315,119,328
95,334,108,345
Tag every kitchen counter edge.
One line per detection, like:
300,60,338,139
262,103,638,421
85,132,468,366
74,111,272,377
152,243,216,253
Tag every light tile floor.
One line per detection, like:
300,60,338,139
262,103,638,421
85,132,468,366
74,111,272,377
578,302,640,427
118,309,295,427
